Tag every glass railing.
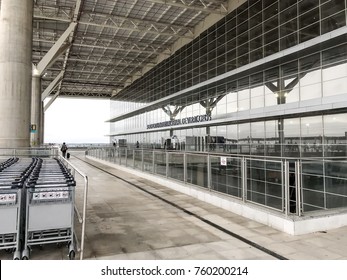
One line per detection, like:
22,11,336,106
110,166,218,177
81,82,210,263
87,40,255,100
86,147,347,216
0,147,59,158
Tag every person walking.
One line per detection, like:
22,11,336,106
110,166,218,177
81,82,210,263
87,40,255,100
61,142,68,158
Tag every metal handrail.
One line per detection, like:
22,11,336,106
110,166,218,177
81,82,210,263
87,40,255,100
59,155,88,260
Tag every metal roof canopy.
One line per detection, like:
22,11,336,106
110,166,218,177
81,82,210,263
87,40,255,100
25,0,234,101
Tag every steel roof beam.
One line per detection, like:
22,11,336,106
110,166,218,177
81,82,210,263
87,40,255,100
44,89,60,111
33,55,155,67
52,0,83,105
144,0,227,14
71,43,160,55
36,22,76,74
34,36,169,52
34,14,193,39
34,4,195,34
41,70,64,101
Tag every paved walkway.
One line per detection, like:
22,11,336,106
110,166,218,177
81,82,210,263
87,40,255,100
1,152,347,260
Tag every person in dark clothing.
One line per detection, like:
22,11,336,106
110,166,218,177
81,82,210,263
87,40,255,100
61,142,68,158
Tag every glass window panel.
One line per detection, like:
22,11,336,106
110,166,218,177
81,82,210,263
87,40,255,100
216,44,226,57
237,9,248,25
300,83,321,101
250,12,263,27
237,31,249,45
249,0,262,17
251,121,265,141
299,22,320,43
264,30,279,45
299,0,319,14
322,44,347,66
250,36,263,50
299,8,319,28
323,63,347,81
226,9,236,22
237,1,248,13
226,95,238,112
301,116,323,156
265,120,279,142
238,88,250,111
280,19,297,37
280,0,297,11
321,0,346,19
321,12,346,34
300,53,321,72
282,60,298,78
285,86,300,103
226,48,236,62
226,123,238,140
264,16,279,33
250,72,264,85
324,113,347,138
238,54,249,66
265,67,279,82
238,21,248,35
323,76,347,97
238,76,249,89
283,118,300,155
323,113,347,156
226,59,237,71
250,48,264,62
238,123,251,141
280,4,297,24
280,33,298,50
217,63,226,75
225,18,236,35
251,86,264,109
264,86,277,107
300,69,321,86
251,122,265,155
263,0,277,9
226,37,236,50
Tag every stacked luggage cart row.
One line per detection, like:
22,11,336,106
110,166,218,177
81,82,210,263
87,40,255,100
0,157,76,259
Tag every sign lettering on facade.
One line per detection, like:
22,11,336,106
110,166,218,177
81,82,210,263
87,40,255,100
147,114,212,129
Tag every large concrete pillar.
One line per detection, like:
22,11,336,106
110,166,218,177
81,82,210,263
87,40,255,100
0,0,33,148
30,74,41,146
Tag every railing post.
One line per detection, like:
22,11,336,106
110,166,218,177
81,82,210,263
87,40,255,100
133,148,135,168
296,160,302,216
284,160,289,216
242,157,246,202
141,149,144,172
79,175,88,260
207,154,211,190
166,151,169,178
183,152,187,183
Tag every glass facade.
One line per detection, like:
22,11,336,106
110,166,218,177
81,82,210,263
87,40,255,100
105,0,347,215
110,0,347,156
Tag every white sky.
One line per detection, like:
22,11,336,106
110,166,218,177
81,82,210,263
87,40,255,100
44,97,110,144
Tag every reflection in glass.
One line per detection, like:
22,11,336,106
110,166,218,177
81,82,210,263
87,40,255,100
186,154,208,188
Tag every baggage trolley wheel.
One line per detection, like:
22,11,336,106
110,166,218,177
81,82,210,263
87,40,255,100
13,250,21,260
68,250,75,260
22,247,30,260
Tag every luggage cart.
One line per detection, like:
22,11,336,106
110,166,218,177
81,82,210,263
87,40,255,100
22,158,76,259
0,158,37,259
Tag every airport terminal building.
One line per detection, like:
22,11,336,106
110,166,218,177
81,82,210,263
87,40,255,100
1,0,347,238
95,0,347,233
